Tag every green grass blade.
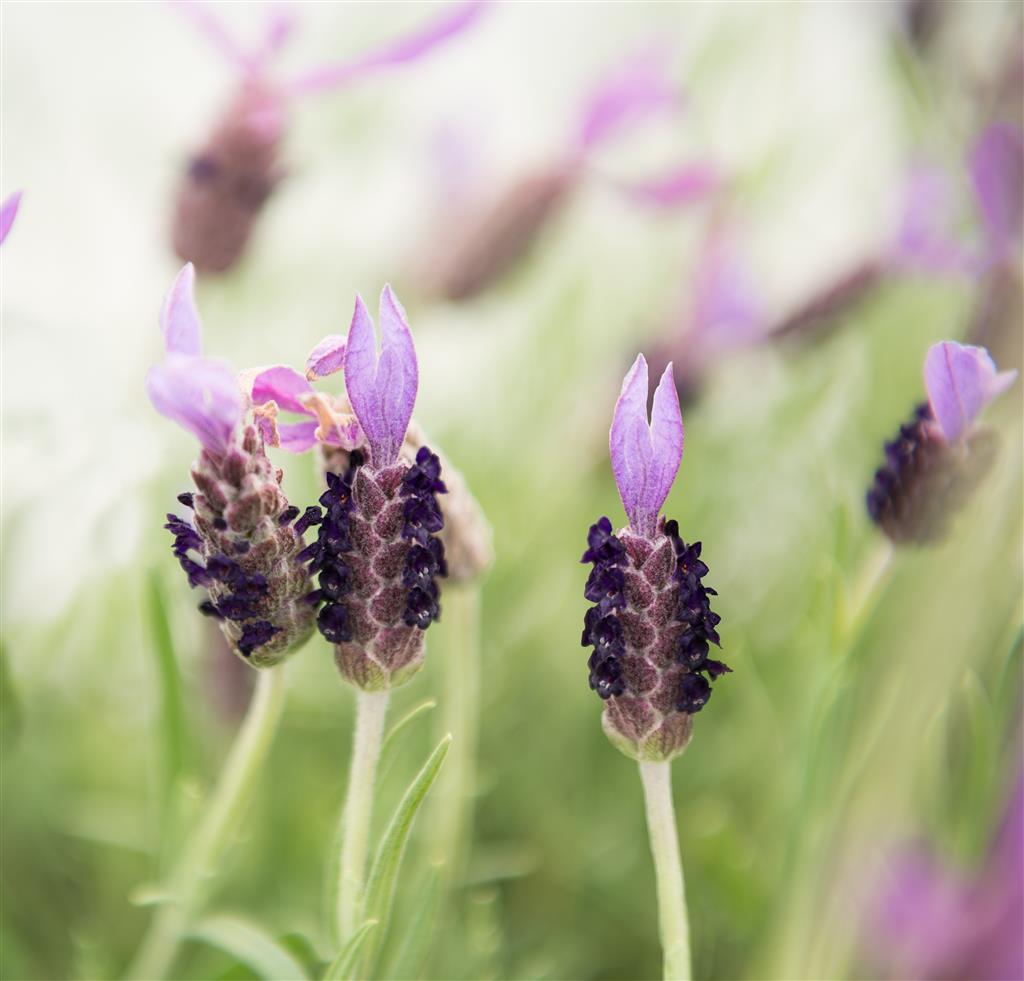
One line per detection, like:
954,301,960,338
146,572,188,815
359,734,451,977
322,920,377,980
381,864,443,981
190,914,310,980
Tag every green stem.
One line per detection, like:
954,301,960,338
126,666,287,980
336,689,390,945
639,760,692,981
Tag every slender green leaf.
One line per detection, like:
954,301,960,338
381,864,443,980
378,698,437,780
0,643,23,751
359,734,451,976
322,920,377,980
146,571,188,825
190,914,310,980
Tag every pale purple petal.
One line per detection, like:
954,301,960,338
169,0,259,75
251,364,313,414
578,46,681,153
690,227,764,347
924,341,1018,442
970,123,1024,262
892,167,975,276
305,335,347,380
250,6,296,74
0,190,22,245
342,287,418,467
609,355,684,535
160,263,203,357
283,0,490,98
615,163,720,209
277,420,320,452
376,285,418,458
146,355,242,455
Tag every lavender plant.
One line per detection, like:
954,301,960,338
0,190,22,245
581,353,730,980
168,0,489,273
131,264,317,978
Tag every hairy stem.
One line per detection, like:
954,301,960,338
336,689,390,944
639,760,692,981
126,665,287,980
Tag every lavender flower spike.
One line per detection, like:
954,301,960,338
0,190,22,245
867,341,1016,544
344,286,417,469
583,354,728,762
147,266,316,667
610,354,685,538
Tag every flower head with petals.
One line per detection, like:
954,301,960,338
924,341,1017,443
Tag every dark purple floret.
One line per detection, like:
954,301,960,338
318,603,351,644
238,620,279,657
678,673,712,713
177,492,195,509
580,516,627,565
278,505,300,525
319,561,351,601
404,584,440,629
294,506,325,536
588,651,625,700
198,599,223,619
213,516,228,531
584,564,626,612
401,446,448,496
402,495,444,542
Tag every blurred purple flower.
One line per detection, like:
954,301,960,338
872,769,1023,980
610,354,685,538
171,1,491,273
145,264,243,456
0,190,22,245
924,340,1018,443
866,340,1016,544
970,122,1024,265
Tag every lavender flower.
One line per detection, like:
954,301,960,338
272,288,448,690
419,47,718,302
869,769,1023,980
251,310,492,584
582,354,730,761
0,190,22,245
866,341,1017,544
147,265,316,667
170,1,489,273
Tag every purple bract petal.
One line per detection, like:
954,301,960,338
689,225,763,347
160,263,203,357
277,420,321,452
0,190,22,245
970,122,1024,263
578,46,681,153
251,364,314,415
616,163,720,209
146,355,242,456
924,341,1017,442
609,354,685,536
344,286,418,467
892,167,975,276
283,0,490,97
305,335,347,380
170,0,261,75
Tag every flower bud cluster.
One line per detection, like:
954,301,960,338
164,425,316,667
580,515,729,761
302,446,448,690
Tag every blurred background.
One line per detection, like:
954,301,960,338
2,2,1021,979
